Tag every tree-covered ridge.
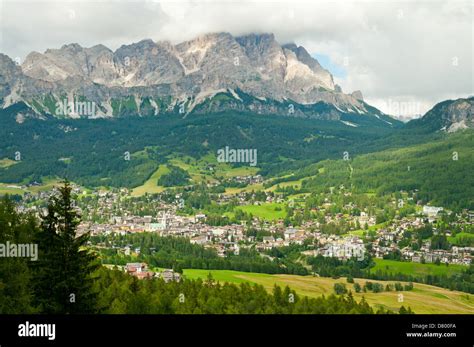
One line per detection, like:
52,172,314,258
0,102,405,188
94,267,389,314
91,233,309,276
158,165,191,187
298,130,474,210
1,103,472,210
405,96,474,133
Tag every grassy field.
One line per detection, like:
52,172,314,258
371,259,466,276
371,259,467,277
169,154,260,187
345,229,366,237
225,183,264,195
235,202,286,221
0,178,62,196
266,178,304,191
227,176,308,194
27,178,62,193
0,158,18,168
219,166,258,178
0,183,25,195
169,156,216,184
131,165,169,196
182,269,474,314
448,232,474,246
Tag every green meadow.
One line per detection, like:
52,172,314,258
448,232,474,246
182,269,474,314
371,259,466,277
131,165,169,196
235,202,286,221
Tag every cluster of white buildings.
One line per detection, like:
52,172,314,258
124,263,181,281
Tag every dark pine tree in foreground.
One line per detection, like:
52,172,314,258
32,181,99,313
0,196,37,313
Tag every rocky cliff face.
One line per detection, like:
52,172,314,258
0,32,384,120
415,97,474,132
0,53,22,101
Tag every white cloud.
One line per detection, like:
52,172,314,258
0,0,472,117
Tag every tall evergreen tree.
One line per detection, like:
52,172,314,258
0,196,37,313
32,181,99,313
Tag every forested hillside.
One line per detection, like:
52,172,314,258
298,130,474,210
0,102,472,210
0,102,402,187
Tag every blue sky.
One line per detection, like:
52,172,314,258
312,54,347,79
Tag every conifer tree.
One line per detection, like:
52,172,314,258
0,196,37,313
32,181,99,313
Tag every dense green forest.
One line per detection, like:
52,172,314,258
93,267,391,314
1,103,471,210
0,102,433,187
298,130,474,210
158,165,191,187
90,233,309,275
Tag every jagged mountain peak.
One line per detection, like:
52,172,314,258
351,90,364,101
59,43,83,51
235,32,277,47
283,42,323,70
0,32,398,124
16,32,337,92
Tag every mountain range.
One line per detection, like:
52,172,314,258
1,32,472,132
0,32,398,126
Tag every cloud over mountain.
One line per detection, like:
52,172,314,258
0,0,471,117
